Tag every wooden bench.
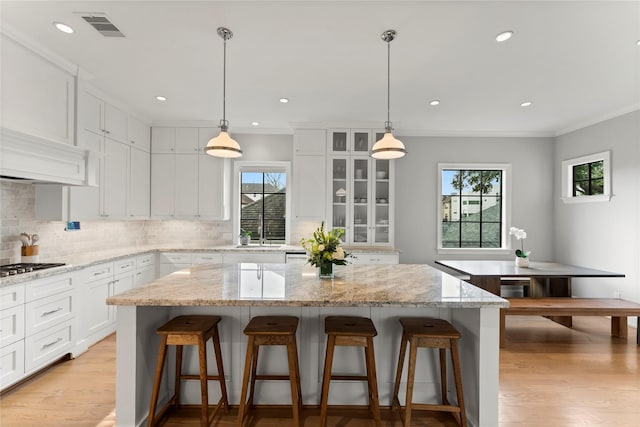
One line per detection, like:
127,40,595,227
500,298,640,347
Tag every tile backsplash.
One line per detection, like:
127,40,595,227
0,181,233,264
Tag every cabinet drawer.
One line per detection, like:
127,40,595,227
25,320,73,373
351,253,399,264
85,263,114,282
25,274,73,302
0,284,25,310
114,258,135,275
136,254,156,269
1,340,25,390
192,253,223,264
223,252,285,264
25,291,74,336
134,267,156,287
0,305,25,348
160,252,192,264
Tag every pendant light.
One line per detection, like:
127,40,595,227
371,29,407,160
205,27,243,158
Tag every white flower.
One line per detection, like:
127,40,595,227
334,247,345,260
509,227,527,240
317,244,325,252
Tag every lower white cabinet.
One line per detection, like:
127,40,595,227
0,273,75,391
82,264,113,344
134,253,157,287
223,252,286,264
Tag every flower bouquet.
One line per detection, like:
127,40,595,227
300,222,351,278
509,226,530,267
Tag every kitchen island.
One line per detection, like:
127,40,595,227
107,263,507,427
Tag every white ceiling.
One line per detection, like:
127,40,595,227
2,1,639,136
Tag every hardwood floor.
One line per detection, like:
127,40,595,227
0,316,638,426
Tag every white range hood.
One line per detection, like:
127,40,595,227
1,127,97,186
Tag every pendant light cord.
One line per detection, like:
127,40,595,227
222,35,227,127
386,40,391,129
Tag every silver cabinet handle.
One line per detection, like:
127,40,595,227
42,307,63,317
41,337,62,349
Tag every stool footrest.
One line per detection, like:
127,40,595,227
410,403,462,413
330,374,369,381
180,374,224,381
253,374,292,381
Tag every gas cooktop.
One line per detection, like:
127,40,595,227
0,263,66,278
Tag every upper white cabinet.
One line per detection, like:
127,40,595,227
102,139,130,218
81,93,128,144
292,129,326,220
151,127,230,220
129,146,151,218
151,127,199,153
1,34,74,146
128,116,151,152
328,129,372,155
327,129,394,247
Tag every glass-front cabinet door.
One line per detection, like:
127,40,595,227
352,157,370,244
329,157,348,242
329,129,372,155
373,158,391,244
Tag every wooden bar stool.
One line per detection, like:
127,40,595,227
148,315,229,427
237,316,302,427
320,316,382,427
392,317,467,427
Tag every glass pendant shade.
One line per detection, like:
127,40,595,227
205,130,243,158
371,132,406,159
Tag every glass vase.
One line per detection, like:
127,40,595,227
318,263,334,279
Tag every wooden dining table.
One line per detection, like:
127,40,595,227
434,259,625,327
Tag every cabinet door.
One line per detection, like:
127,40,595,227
372,158,392,245
82,92,103,135
328,157,349,242
128,116,150,152
174,154,199,217
69,130,102,220
102,139,130,218
198,154,229,219
150,153,175,217
294,129,326,155
175,128,199,153
134,268,155,287
328,129,350,154
151,127,176,153
104,103,128,144
351,156,371,244
85,277,112,338
293,154,325,220
129,146,150,218
351,129,372,154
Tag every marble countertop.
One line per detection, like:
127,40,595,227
107,263,507,308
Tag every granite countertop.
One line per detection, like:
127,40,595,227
107,263,507,308
0,245,401,287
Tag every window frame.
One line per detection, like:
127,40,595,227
437,163,512,255
561,150,611,204
234,161,291,244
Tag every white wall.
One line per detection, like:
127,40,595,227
554,111,640,305
232,133,293,162
395,136,555,265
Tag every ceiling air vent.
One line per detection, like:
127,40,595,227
80,14,125,37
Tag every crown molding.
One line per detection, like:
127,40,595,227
555,103,640,137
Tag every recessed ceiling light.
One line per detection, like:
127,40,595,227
496,31,513,42
251,122,260,126
520,101,532,107
156,96,167,101
279,98,289,103
429,100,440,106
53,22,74,34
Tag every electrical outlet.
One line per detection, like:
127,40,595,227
613,291,621,299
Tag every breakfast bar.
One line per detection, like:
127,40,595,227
107,263,507,427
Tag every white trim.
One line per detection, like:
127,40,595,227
233,161,292,244
437,163,512,253
561,150,611,204
555,104,640,136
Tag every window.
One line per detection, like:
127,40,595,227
234,162,290,244
562,151,611,203
438,163,511,253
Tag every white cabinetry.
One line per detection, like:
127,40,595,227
292,129,326,220
151,127,230,220
129,145,151,218
128,116,151,152
220,252,285,264
102,138,130,218
79,263,114,348
82,93,128,144
159,252,193,276
134,254,157,287
327,129,394,247
350,252,399,264
0,274,75,391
